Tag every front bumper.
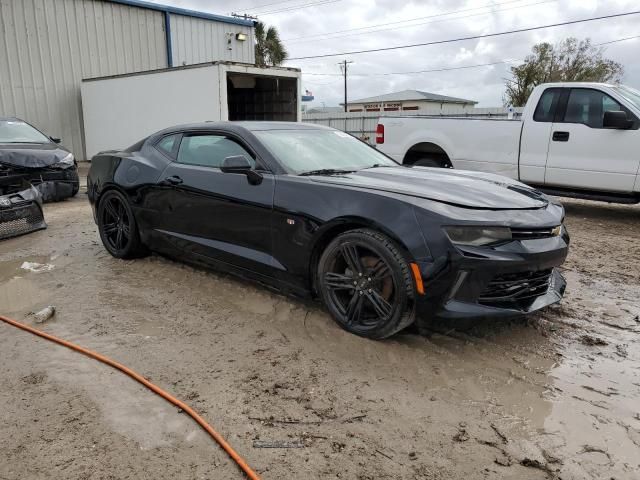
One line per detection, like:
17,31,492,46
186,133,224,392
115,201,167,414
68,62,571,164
432,269,566,320
26,166,79,202
414,233,569,322
0,186,47,240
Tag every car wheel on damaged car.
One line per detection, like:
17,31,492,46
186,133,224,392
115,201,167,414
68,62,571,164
88,122,570,339
0,117,79,202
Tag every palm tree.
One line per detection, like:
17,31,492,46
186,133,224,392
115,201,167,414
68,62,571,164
255,21,287,67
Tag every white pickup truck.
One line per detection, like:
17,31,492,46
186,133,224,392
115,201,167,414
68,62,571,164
376,82,640,203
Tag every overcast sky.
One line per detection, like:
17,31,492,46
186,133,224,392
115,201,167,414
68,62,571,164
152,0,639,107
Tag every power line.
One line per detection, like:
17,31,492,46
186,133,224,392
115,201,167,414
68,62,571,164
299,33,640,79
286,0,558,45
258,0,342,15
303,60,517,77
596,35,640,46
243,0,305,11
283,0,540,42
288,10,640,60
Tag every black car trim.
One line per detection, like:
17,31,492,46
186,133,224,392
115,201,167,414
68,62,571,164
155,229,286,271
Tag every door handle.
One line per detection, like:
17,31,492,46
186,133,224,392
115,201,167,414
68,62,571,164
552,131,570,142
162,175,183,186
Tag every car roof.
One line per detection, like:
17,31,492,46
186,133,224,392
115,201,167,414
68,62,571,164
0,116,23,122
154,121,333,136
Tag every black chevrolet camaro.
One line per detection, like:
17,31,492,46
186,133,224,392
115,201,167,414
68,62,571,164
88,122,569,339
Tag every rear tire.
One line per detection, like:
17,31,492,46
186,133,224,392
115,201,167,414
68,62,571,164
97,190,147,259
413,155,449,168
317,229,415,339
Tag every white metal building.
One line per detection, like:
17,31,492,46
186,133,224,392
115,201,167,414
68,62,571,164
0,0,255,159
343,90,477,113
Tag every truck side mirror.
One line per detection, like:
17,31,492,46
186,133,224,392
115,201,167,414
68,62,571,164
603,111,633,129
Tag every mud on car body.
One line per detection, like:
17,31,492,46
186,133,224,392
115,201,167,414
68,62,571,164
0,117,79,202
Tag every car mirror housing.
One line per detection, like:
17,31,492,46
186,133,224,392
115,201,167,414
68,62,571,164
221,155,262,185
603,110,633,129
50,136,62,144
221,155,252,172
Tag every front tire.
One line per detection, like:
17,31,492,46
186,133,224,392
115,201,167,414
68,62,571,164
317,229,415,339
97,190,147,259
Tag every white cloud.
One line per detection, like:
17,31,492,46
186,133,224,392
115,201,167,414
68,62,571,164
151,0,640,107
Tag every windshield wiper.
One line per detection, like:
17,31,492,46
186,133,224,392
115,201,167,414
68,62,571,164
299,168,356,176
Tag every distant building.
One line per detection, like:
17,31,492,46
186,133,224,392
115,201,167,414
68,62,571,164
303,106,344,114
343,89,477,113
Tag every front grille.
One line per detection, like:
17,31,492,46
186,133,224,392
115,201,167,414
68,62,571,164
0,202,46,240
478,269,553,309
511,226,560,240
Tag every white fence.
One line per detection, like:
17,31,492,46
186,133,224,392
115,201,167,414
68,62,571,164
302,107,523,144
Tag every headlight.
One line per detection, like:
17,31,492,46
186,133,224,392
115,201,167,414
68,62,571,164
444,226,511,246
53,153,75,168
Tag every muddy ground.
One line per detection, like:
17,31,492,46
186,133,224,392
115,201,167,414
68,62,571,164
0,177,638,480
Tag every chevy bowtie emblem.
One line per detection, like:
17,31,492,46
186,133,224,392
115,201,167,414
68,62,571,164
0,198,11,208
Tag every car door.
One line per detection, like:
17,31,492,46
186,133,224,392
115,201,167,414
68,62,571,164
152,131,277,276
545,88,640,192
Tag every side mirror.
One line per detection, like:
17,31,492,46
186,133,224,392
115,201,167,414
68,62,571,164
50,136,61,144
221,155,252,173
603,110,633,130
220,155,262,185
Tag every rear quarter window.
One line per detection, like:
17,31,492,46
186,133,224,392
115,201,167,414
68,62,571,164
533,88,561,122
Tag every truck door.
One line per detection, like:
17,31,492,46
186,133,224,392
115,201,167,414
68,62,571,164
545,88,640,193
519,87,562,184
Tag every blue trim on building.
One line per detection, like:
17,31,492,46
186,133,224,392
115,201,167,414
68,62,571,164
164,11,173,67
105,0,255,26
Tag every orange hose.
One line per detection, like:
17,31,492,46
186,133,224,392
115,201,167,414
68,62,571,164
0,314,261,480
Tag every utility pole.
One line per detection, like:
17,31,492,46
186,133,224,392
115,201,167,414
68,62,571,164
231,13,258,20
339,60,354,112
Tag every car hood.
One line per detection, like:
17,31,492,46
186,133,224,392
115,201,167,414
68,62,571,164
308,166,549,210
0,143,69,168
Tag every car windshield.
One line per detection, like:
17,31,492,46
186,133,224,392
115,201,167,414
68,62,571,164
0,120,50,144
253,129,397,175
613,85,640,111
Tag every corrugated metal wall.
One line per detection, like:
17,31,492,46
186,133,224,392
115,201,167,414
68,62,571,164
0,0,167,158
170,14,255,67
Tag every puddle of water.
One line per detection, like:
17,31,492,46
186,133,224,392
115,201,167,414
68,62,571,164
0,256,53,281
0,277,48,314
41,327,204,450
0,256,55,314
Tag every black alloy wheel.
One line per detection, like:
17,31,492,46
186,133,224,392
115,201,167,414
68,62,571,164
97,190,146,259
317,229,415,339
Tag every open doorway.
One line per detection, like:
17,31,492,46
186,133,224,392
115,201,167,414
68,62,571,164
227,74,297,121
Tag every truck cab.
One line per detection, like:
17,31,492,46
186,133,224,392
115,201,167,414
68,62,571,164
519,83,640,195
377,82,640,203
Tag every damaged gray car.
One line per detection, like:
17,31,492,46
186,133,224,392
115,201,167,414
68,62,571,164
0,117,79,202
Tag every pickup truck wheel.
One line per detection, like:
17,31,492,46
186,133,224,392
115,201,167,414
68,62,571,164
414,158,443,168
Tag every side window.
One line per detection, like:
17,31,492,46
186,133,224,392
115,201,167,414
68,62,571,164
533,88,561,122
563,89,626,128
155,134,180,158
177,135,256,169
